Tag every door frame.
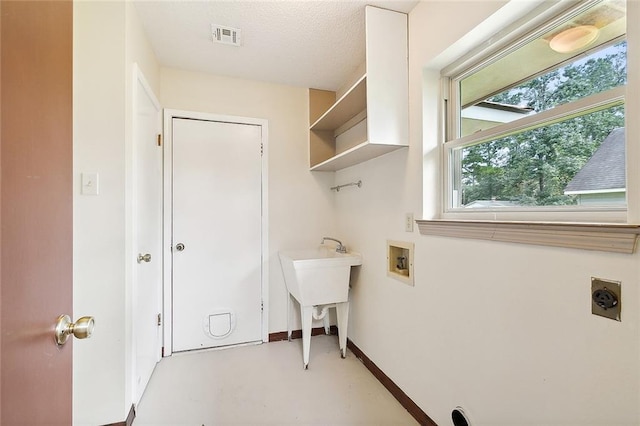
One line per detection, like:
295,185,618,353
162,109,269,356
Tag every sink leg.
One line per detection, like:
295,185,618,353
301,305,313,369
336,301,349,358
287,293,294,342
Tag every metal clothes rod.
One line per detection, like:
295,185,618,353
331,180,362,192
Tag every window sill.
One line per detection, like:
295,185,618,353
415,219,640,254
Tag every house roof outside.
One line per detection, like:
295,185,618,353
461,101,534,136
472,100,534,114
564,127,625,194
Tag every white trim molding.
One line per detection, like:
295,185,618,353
416,219,640,254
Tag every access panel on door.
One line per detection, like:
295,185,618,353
172,118,263,352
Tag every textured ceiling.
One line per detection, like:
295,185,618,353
134,0,418,91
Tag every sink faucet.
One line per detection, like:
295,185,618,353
321,237,347,253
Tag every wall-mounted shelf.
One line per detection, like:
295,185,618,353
310,75,367,131
308,6,408,172
311,141,405,172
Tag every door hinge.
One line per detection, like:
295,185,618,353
260,143,263,156
157,134,162,147
261,301,264,311
157,313,162,326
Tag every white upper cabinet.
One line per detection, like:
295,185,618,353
309,6,408,172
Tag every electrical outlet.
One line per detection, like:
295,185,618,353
405,213,414,232
591,277,621,321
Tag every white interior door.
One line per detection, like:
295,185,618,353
132,67,163,403
172,117,263,352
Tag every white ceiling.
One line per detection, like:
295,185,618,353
133,0,419,91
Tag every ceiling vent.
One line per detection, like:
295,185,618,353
211,24,241,47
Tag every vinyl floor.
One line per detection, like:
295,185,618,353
134,334,419,425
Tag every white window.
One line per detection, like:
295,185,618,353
442,0,627,222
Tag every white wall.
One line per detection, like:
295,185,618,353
73,2,127,423
74,6,335,423
74,2,160,424
160,68,337,333
73,1,640,424
336,1,640,425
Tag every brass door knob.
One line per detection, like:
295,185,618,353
55,315,95,345
137,253,152,263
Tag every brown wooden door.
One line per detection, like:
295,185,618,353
1,1,73,424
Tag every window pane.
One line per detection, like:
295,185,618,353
459,0,626,138
454,104,625,208
460,42,626,137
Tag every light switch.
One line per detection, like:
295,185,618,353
81,172,99,195
405,213,414,232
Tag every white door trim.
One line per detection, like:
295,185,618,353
162,109,269,356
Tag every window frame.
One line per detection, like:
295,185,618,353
440,0,628,223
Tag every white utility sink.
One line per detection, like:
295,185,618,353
279,246,362,369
